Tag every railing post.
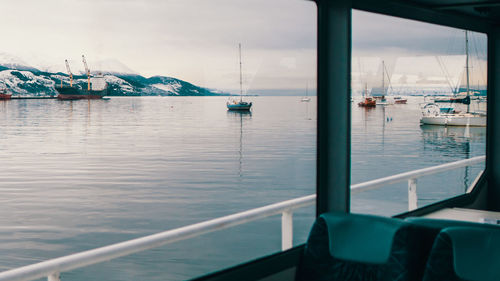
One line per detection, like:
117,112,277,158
408,178,418,211
281,209,293,250
48,272,60,281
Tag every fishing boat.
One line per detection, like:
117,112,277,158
0,88,11,100
227,44,252,111
358,82,376,107
358,97,376,107
56,56,108,100
420,31,485,126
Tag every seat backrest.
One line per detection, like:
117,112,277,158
423,226,500,281
406,217,500,231
296,212,433,281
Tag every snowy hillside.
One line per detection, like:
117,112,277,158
0,54,222,97
0,53,40,72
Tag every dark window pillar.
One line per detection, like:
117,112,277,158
487,26,500,210
316,0,352,215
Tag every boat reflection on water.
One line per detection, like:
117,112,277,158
227,110,252,178
420,124,485,150
420,124,486,192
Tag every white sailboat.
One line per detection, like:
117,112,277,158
227,43,253,111
301,83,311,102
375,60,390,105
420,31,486,127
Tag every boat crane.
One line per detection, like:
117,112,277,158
65,59,73,87
82,55,91,91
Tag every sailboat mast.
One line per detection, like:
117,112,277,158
465,30,470,113
382,60,385,96
239,43,243,102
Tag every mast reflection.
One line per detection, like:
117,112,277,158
227,110,252,178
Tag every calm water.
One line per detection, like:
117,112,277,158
0,96,485,280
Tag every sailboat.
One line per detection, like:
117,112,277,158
301,83,311,102
358,82,376,107
420,31,486,127
375,60,390,105
227,44,253,111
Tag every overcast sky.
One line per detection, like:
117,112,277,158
0,0,487,91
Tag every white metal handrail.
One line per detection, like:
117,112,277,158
351,156,485,193
351,156,485,211
0,156,485,281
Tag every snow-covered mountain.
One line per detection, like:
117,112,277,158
0,53,223,96
0,53,40,72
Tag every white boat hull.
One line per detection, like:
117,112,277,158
420,114,486,127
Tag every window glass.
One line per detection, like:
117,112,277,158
0,1,317,280
351,10,487,215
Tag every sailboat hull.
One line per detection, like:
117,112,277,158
420,114,486,126
227,101,252,111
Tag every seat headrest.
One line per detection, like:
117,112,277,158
443,227,500,281
406,217,500,230
320,212,406,264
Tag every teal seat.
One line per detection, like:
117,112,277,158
296,212,431,281
423,227,500,281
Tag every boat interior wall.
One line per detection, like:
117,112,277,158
316,0,351,214
486,26,500,211
352,0,497,33
464,179,489,209
191,247,303,281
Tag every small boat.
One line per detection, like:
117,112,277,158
227,100,252,110
376,95,392,105
0,88,12,100
394,96,407,104
434,95,470,104
358,97,376,107
227,44,252,111
358,82,376,107
301,83,311,102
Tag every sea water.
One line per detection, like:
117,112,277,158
0,96,485,280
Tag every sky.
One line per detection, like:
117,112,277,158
0,0,487,93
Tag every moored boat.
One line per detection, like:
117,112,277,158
394,96,407,104
227,100,252,110
56,86,107,100
227,44,252,111
0,88,11,100
434,95,470,104
358,97,376,107
420,31,484,127
301,83,311,102
56,56,108,100
358,83,376,107
420,112,486,126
